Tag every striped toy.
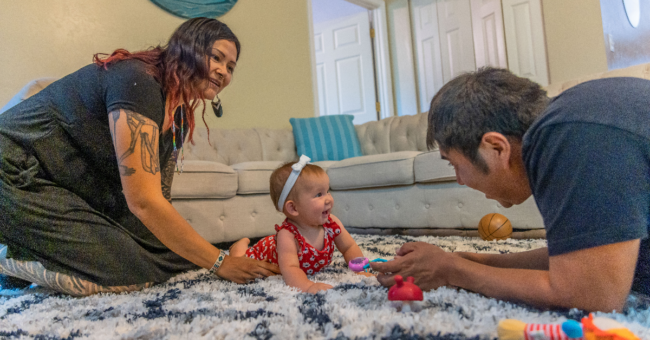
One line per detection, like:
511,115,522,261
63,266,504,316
523,323,574,340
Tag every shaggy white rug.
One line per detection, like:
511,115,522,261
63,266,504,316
0,235,648,340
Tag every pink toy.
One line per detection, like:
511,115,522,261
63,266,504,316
348,257,387,273
348,257,370,272
388,275,423,312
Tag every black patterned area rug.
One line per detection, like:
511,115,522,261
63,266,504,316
0,235,649,339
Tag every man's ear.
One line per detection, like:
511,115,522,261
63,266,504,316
480,132,511,167
284,200,299,218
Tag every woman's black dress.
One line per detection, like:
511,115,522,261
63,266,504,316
0,60,196,286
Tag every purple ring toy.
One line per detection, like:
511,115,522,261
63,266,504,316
348,257,369,272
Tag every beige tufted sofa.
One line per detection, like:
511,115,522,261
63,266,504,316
173,112,546,244
173,62,650,244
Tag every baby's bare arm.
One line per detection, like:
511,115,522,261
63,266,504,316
330,215,364,263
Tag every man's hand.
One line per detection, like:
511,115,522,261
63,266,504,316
216,256,281,284
356,271,375,277
370,242,453,291
306,282,333,294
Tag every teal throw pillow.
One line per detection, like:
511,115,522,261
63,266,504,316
290,115,363,162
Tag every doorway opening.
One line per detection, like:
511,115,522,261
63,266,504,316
308,0,548,122
309,0,394,124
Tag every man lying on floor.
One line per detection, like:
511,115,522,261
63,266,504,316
372,67,649,313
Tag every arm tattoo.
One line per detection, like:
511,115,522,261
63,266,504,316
110,109,160,176
161,155,177,203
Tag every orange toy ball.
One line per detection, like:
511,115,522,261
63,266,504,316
478,213,512,241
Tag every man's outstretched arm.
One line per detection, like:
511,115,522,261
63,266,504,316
455,246,549,270
371,239,639,312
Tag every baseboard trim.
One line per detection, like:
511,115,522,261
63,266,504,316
346,227,546,239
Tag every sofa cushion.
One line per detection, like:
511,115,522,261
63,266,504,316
354,112,431,156
290,114,362,162
312,161,337,172
389,112,429,152
183,128,263,165
232,160,338,195
327,151,421,190
355,116,394,155
414,151,456,183
171,160,237,199
256,128,298,163
232,161,284,194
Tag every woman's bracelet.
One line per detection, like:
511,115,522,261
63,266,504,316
208,249,227,275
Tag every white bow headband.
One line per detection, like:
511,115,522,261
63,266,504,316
277,155,311,212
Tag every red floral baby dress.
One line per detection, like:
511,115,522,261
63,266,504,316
245,216,342,275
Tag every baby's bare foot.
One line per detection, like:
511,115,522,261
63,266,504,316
228,237,251,257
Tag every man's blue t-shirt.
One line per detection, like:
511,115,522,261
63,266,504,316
522,77,650,294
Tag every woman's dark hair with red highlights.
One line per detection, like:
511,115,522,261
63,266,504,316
93,17,241,143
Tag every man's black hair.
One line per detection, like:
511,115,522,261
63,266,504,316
426,67,549,173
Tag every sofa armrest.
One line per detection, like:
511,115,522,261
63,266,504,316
544,62,650,97
1,77,58,114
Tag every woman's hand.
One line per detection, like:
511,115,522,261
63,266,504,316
306,282,333,294
369,242,453,291
215,256,280,284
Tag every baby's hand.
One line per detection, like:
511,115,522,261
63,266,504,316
355,271,376,277
306,282,333,294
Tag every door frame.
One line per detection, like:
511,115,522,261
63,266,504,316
307,0,395,120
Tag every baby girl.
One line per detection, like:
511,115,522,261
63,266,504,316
229,155,370,293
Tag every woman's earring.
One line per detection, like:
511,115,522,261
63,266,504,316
211,95,223,118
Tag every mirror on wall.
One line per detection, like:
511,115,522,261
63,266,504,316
622,0,640,28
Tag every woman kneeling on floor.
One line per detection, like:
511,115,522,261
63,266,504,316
0,17,279,295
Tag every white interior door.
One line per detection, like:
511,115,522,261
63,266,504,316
470,0,508,68
387,0,419,117
314,12,378,124
411,0,444,113
436,0,476,82
502,0,548,86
